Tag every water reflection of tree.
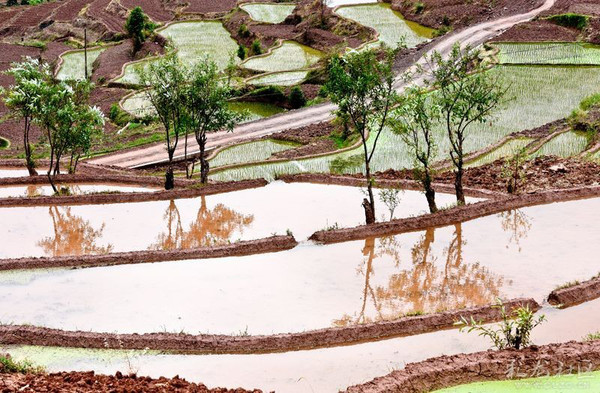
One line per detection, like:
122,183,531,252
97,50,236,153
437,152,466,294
150,196,254,250
37,206,113,257
333,224,503,327
500,209,532,252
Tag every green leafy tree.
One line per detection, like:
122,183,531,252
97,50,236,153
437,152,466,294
289,86,307,109
427,43,507,205
325,49,399,224
34,80,104,193
186,58,245,183
125,6,149,53
237,44,247,60
1,57,51,176
251,40,263,55
392,85,440,213
137,53,188,189
6,0,18,6
501,147,528,194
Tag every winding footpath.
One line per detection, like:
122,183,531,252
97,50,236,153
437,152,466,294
89,0,555,169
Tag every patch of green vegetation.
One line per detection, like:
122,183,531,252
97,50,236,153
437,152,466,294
546,13,589,30
579,93,600,111
240,3,296,24
247,70,310,86
530,131,589,158
585,331,600,341
56,47,105,81
242,41,322,73
0,354,43,374
0,137,9,149
496,42,600,65
466,138,533,168
209,139,298,168
109,103,134,126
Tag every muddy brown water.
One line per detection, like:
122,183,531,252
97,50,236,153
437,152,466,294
0,184,157,198
0,182,464,259
0,168,33,178
3,298,600,393
0,197,599,336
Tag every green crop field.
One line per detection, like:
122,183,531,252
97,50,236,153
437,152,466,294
240,3,296,24
242,41,323,73
56,47,105,81
530,131,590,158
496,42,600,65
209,139,298,168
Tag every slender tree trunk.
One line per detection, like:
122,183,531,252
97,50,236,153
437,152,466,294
183,132,191,179
423,171,438,213
165,148,175,190
24,117,37,176
198,132,210,184
47,145,58,194
363,161,376,225
454,160,465,205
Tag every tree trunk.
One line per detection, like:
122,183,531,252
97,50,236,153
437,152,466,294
23,117,37,176
454,162,465,205
362,198,375,225
198,133,209,184
423,171,438,213
165,166,175,190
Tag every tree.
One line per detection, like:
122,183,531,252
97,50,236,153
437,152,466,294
392,85,440,213
427,43,507,205
237,44,246,60
186,57,245,183
325,49,399,224
33,80,104,193
6,0,18,6
137,53,188,189
1,57,51,176
125,6,149,53
289,86,307,109
501,147,528,194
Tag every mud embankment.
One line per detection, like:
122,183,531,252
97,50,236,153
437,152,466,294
0,369,263,393
278,173,502,199
0,178,267,207
309,185,600,243
344,339,600,393
0,235,298,271
0,299,538,354
548,275,600,308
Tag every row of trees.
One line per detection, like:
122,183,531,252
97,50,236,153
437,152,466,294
1,58,105,193
325,44,506,224
137,53,244,188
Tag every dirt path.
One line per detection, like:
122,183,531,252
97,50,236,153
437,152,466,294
88,0,556,169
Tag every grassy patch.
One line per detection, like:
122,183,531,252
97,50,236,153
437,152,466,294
0,137,9,149
546,13,589,30
0,354,43,374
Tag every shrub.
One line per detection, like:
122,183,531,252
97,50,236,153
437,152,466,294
0,354,43,374
237,44,247,60
414,1,425,14
0,137,9,149
251,39,263,55
456,299,545,350
20,0,29,5
249,85,286,101
288,86,306,109
580,93,600,111
238,23,250,38
109,103,133,126
546,13,589,30
6,0,18,6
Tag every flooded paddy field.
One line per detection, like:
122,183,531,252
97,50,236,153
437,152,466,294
4,298,600,393
240,3,296,24
56,47,106,81
0,197,599,336
0,167,32,178
0,182,463,258
0,183,156,198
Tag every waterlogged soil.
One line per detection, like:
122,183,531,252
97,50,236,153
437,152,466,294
0,184,156,198
4,299,600,393
2,197,600,336
0,370,263,393
0,182,459,259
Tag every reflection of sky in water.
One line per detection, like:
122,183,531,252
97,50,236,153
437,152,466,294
0,184,155,199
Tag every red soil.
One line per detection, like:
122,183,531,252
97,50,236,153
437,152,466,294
93,40,164,83
185,0,237,14
120,0,174,22
0,369,263,393
89,86,130,115
492,19,581,42
52,0,90,22
392,0,545,30
345,340,600,393
548,275,600,308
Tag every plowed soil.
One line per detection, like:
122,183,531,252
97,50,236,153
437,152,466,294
185,0,237,14
0,369,263,393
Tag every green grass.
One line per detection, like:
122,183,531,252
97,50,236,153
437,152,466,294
242,41,323,73
116,21,239,85
496,43,600,65
0,354,43,374
335,3,433,49
247,70,310,86
240,3,296,24
56,47,105,81
213,65,600,181
0,137,9,149
209,139,299,168
466,138,534,168
530,131,589,158
433,371,600,392
585,331,600,341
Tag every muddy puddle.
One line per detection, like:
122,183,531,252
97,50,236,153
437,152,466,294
0,168,35,178
3,298,599,393
1,197,599,336
0,184,157,198
0,182,463,258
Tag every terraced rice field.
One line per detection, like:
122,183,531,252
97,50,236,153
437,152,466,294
496,42,600,65
246,70,310,86
531,131,590,158
240,3,296,24
466,138,534,168
0,184,156,198
242,41,323,73
209,139,298,168
213,65,600,181
335,3,433,48
56,47,105,81
115,21,239,85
